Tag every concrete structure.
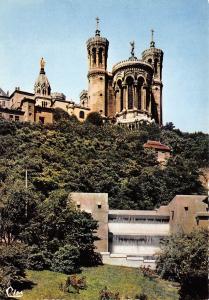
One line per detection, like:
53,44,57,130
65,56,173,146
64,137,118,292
70,192,209,268
168,195,209,233
70,192,109,252
0,20,163,127
108,210,169,256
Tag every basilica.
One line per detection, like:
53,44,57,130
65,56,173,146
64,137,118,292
0,20,163,126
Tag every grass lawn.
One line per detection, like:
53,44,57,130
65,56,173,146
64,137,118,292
21,265,179,300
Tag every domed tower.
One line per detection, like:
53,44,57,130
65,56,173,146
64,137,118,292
86,18,109,116
112,41,154,127
34,58,51,97
142,30,163,125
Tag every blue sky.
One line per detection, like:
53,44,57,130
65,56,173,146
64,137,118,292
0,0,208,133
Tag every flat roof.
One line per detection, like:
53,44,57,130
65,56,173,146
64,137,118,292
195,212,209,217
112,233,169,237
108,210,169,217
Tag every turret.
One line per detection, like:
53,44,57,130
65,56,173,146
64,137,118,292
142,30,163,125
86,18,109,116
34,57,51,97
142,30,163,80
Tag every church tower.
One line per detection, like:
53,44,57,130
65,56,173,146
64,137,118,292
142,30,163,125
86,18,109,116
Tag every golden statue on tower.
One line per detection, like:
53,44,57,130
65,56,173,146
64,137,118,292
40,57,46,69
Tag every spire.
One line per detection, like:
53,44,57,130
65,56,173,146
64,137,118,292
95,17,100,36
34,57,51,96
40,57,46,74
150,29,155,48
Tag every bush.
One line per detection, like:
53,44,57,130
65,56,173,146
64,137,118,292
51,244,80,274
59,275,87,293
139,266,157,278
85,112,103,126
53,108,71,122
27,246,51,270
0,243,29,297
99,286,120,299
156,229,208,299
135,293,148,300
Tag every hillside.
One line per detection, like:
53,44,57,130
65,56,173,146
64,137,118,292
22,265,179,300
0,118,208,209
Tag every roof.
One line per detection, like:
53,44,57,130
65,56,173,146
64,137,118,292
112,59,153,74
170,195,208,203
195,212,209,217
86,35,109,47
0,88,7,97
168,195,208,211
34,73,51,89
0,107,24,115
10,90,34,98
143,140,171,152
108,209,169,217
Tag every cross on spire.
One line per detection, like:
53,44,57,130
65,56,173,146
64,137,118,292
96,17,99,30
150,29,155,48
151,29,154,41
95,17,100,36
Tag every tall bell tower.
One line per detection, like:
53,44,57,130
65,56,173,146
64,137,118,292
86,18,109,116
142,30,164,125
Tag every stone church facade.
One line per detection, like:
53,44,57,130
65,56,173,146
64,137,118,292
84,23,163,126
0,58,90,124
0,21,163,126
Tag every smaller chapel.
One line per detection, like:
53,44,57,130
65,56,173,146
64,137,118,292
0,19,163,127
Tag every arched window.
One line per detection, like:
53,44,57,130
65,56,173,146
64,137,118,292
126,77,134,109
79,111,85,119
43,89,46,95
148,58,152,64
98,48,103,64
117,80,123,111
92,48,96,64
154,58,158,74
137,77,144,110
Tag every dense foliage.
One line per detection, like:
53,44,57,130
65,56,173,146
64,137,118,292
0,118,208,296
0,243,29,299
0,119,207,210
156,229,208,299
0,184,100,296
85,111,104,126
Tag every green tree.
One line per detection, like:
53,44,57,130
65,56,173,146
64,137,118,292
0,181,38,245
51,244,80,274
156,229,208,299
0,119,207,211
0,243,30,299
21,189,100,269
